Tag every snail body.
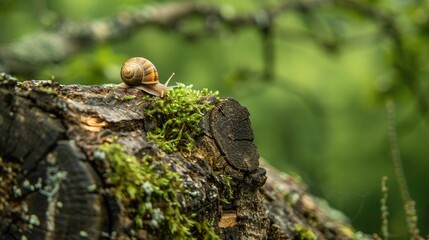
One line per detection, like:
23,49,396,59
119,57,173,97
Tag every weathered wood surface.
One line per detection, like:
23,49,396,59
0,78,366,239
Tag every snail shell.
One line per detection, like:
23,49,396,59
120,57,159,86
119,57,172,97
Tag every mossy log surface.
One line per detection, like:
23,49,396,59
0,78,365,240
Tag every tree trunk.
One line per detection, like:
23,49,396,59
0,77,367,240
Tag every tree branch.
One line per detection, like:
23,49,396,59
0,1,332,75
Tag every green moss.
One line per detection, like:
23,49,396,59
293,225,317,240
79,230,88,237
223,174,233,203
122,95,136,101
37,86,57,95
145,83,219,153
98,143,219,239
195,219,219,240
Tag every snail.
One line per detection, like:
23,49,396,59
118,57,174,97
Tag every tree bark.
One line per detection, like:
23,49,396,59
0,78,367,240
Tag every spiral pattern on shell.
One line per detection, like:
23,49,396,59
120,57,159,86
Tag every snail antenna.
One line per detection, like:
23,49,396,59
165,72,175,87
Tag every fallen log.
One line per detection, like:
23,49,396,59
0,76,368,239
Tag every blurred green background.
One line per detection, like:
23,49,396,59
1,0,429,237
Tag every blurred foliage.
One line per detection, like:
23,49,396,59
2,0,429,237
